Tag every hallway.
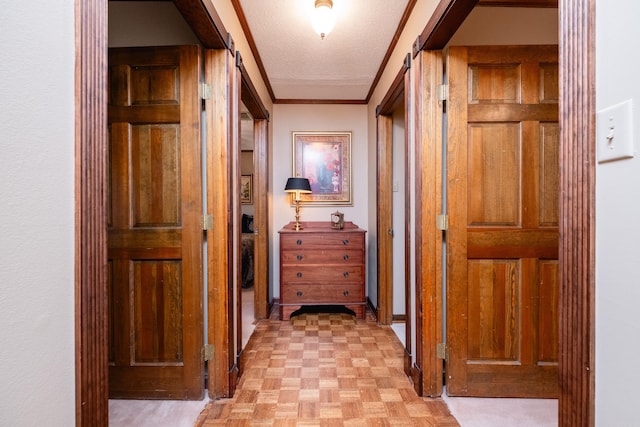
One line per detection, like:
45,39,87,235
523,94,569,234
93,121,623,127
196,311,458,425
110,309,557,426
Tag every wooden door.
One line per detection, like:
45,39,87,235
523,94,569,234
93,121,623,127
108,46,204,399
446,45,559,397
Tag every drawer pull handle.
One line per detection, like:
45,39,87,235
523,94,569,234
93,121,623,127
297,255,303,261
343,254,349,261
296,239,302,245
342,239,349,245
297,291,302,297
343,271,349,278
343,290,349,296
297,272,302,278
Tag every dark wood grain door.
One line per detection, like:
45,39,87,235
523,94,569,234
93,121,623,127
445,45,559,397
108,46,203,399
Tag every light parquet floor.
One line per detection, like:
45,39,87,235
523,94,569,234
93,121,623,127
196,311,459,426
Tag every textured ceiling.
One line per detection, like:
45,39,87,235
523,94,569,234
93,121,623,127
237,0,411,101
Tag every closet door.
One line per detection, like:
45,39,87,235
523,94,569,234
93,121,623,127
446,45,559,398
108,46,204,399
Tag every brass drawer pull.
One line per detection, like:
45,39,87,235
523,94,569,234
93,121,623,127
343,254,349,261
297,291,302,297
343,271,349,278
297,272,302,278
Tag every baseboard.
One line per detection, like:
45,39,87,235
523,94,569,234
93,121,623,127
409,363,423,395
366,297,377,319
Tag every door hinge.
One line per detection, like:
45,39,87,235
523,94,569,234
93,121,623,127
437,342,447,360
437,84,448,102
202,214,213,231
436,214,448,231
200,83,212,100
202,344,214,361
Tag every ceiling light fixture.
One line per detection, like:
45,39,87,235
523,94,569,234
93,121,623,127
311,0,336,40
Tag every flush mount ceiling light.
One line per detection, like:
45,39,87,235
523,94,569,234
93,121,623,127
311,0,336,40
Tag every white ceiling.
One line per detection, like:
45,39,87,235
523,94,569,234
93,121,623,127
237,0,411,101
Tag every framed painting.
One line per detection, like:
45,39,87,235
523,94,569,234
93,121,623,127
292,131,352,205
240,174,252,204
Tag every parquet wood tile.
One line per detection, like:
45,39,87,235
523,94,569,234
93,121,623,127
196,311,459,426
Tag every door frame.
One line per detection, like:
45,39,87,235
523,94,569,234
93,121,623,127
376,54,412,328
74,0,595,425
414,49,444,397
376,54,413,384
236,52,270,322
235,52,270,376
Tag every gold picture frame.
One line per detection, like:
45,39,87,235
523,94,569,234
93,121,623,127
292,131,352,206
240,174,252,204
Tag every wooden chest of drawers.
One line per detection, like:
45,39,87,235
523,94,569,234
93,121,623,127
279,221,366,320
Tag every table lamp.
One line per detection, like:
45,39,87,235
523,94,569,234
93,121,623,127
284,177,312,231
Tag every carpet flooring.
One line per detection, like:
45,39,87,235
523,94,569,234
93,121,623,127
196,311,459,426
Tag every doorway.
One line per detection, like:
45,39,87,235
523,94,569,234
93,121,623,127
376,55,413,378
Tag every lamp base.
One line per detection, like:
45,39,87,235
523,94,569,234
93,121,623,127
292,200,303,231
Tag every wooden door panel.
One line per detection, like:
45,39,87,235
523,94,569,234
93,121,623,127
108,46,203,399
130,125,181,226
132,260,183,365
467,260,520,362
539,123,559,226
469,64,521,104
446,45,559,398
538,260,559,365
468,123,521,226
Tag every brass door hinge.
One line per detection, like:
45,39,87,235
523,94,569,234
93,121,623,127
202,214,213,231
200,83,212,100
437,342,447,360
437,84,449,102
203,344,214,361
436,214,448,231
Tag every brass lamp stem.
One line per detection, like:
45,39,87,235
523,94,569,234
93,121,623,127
293,197,303,230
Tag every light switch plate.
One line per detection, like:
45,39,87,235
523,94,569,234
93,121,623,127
597,99,634,163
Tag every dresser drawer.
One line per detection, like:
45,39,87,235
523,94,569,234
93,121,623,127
280,232,364,250
280,249,363,265
281,265,363,283
281,283,363,303
279,222,366,320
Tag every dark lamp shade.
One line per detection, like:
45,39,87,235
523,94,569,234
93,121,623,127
284,177,312,193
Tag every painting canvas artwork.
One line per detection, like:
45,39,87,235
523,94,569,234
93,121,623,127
240,174,252,204
292,131,352,205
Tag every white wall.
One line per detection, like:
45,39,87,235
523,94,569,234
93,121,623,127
0,0,75,425
449,7,558,46
109,2,199,47
271,104,368,298
595,1,640,424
